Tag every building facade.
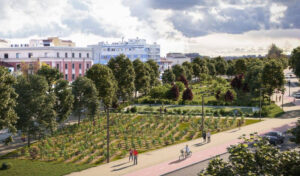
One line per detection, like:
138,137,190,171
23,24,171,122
89,38,160,64
0,47,92,82
29,37,76,47
166,53,191,66
0,39,9,48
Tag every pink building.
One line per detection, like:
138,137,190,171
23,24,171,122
0,47,93,82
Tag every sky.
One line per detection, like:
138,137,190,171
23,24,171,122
0,0,300,57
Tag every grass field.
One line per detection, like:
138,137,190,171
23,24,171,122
0,114,261,176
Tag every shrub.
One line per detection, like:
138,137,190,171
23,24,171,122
29,146,39,159
130,106,137,113
0,162,12,170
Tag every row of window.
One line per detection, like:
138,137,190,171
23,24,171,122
57,63,90,70
65,74,82,80
103,47,157,52
3,52,90,59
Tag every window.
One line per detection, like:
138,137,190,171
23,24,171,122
79,73,82,77
44,52,48,57
87,64,90,69
28,53,33,58
79,53,81,58
65,63,68,69
65,53,68,58
72,53,75,58
56,64,59,70
72,63,74,69
65,74,68,80
87,53,89,58
16,64,21,71
79,63,81,69
4,53,8,59
72,74,75,80
16,53,20,58
57,52,60,58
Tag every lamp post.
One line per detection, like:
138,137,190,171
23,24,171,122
288,80,291,96
201,92,211,135
259,88,265,120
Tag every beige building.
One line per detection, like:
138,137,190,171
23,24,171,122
29,37,75,47
0,39,9,48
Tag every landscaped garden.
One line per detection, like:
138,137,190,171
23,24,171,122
0,114,260,175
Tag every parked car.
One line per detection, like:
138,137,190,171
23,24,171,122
263,131,285,145
294,93,300,99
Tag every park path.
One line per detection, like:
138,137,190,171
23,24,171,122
68,69,300,176
67,118,297,176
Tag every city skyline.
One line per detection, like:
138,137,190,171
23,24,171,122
0,0,299,56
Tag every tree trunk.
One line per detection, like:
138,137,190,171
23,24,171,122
78,113,81,126
27,131,31,147
106,107,110,163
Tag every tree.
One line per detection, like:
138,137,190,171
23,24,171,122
54,79,74,123
214,57,228,75
37,65,73,126
72,77,99,125
231,74,244,90
175,81,185,92
262,60,284,102
290,119,300,144
178,75,189,88
182,61,193,81
244,65,264,96
149,85,169,100
234,59,247,74
167,84,180,101
107,55,135,101
146,59,160,87
86,64,117,109
133,59,151,96
172,64,186,81
0,66,18,135
37,64,62,91
207,62,216,76
15,75,56,147
162,69,175,84
182,88,193,101
224,90,234,102
199,135,300,176
289,47,300,78
192,58,208,78
267,43,283,59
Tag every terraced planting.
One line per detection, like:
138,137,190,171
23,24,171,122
5,114,260,165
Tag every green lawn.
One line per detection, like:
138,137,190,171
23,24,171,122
0,159,92,176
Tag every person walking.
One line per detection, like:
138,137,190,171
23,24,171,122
133,148,138,165
207,131,211,143
129,148,133,162
202,130,206,143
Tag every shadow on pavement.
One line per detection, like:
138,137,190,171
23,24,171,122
228,129,240,133
193,142,206,147
278,110,300,119
169,158,186,165
283,102,296,107
111,161,129,168
111,163,135,171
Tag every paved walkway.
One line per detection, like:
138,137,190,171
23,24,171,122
67,118,298,176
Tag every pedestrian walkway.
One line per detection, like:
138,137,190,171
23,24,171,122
67,118,298,176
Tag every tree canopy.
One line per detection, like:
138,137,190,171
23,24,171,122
133,59,151,96
162,69,175,84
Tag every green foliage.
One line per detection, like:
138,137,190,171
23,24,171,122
162,69,175,84
0,66,18,134
149,84,170,100
175,81,185,92
199,135,300,176
262,60,284,97
267,43,284,59
234,59,247,74
107,54,135,101
72,77,99,124
172,64,186,80
0,162,12,170
146,59,160,87
290,119,300,144
133,59,151,95
289,46,300,78
37,65,63,90
86,64,117,108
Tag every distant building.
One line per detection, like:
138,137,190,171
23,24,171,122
0,39,9,48
88,37,160,64
185,53,200,59
29,37,76,47
0,47,92,82
156,57,173,73
166,53,191,66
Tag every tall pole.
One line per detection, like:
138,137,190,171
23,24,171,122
259,88,262,120
289,80,290,96
282,91,284,110
107,108,110,163
201,95,204,135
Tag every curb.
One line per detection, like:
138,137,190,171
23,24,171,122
160,152,228,176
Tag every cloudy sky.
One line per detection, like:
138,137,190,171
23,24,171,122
0,0,299,56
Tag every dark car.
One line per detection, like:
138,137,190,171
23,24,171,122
263,131,285,145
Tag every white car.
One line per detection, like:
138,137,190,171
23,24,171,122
294,93,300,99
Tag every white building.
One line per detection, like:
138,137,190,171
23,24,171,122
88,37,160,64
156,58,173,73
166,53,191,66
0,39,9,48
0,47,93,82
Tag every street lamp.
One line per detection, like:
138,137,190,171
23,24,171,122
288,80,291,96
200,91,212,135
259,88,266,120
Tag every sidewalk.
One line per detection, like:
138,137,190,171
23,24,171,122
67,118,298,176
